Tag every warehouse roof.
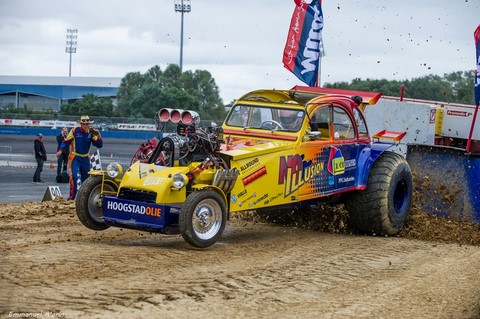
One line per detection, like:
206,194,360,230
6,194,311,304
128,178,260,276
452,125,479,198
0,75,121,100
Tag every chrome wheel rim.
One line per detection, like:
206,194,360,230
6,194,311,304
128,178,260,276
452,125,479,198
192,199,222,240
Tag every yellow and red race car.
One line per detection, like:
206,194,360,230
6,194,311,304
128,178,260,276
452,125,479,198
76,86,412,248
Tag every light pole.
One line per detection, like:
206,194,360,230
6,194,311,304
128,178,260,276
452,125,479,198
65,28,78,77
174,0,191,72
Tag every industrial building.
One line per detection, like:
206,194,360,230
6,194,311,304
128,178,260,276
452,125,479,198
0,75,121,112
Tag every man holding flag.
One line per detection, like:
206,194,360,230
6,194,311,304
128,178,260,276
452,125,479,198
283,0,323,87
56,115,103,200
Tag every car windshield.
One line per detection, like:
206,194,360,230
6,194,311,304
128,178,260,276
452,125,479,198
225,104,305,132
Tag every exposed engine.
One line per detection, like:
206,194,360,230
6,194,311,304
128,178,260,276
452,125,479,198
148,108,226,168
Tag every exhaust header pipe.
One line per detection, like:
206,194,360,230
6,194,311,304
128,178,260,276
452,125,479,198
158,108,173,122
157,108,201,125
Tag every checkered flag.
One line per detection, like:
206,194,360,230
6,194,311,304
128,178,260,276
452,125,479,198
77,172,82,191
90,150,102,170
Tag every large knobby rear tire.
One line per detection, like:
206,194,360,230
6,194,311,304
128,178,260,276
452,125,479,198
345,152,413,235
76,176,117,231
179,190,227,248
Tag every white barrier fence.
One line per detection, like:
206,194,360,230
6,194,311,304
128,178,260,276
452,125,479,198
0,151,133,169
0,119,155,131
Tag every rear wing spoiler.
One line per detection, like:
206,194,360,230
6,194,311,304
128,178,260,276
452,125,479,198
372,130,407,144
290,85,382,108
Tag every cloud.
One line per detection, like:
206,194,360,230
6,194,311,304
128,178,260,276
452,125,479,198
0,0,478,103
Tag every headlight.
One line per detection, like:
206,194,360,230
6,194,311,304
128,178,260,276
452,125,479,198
172,173,187,189
107,162,123,178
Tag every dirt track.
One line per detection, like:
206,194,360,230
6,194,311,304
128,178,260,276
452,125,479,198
1,200,480,319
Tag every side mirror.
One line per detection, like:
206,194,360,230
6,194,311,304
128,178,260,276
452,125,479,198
307,131,322,140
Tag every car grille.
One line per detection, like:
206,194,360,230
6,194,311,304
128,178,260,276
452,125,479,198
118,188,157,203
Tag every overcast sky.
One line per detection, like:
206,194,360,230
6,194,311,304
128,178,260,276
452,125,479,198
0,0,478,103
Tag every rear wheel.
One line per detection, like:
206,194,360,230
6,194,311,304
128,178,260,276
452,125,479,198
345,152,412,235
179,190,227,248
76,176,117,231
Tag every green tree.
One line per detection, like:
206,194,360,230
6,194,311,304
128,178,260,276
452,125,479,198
443,71,475,104
60,94,114,117
128,84,198,119
324,71,475,104
180,69,227,120
116,71,147,117
116,64,226,121
325,78,404,97
161,64,182,88
404,75,454,101
145,65,163,84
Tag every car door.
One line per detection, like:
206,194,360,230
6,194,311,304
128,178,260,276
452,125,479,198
329,105,361,191
298,103,366,200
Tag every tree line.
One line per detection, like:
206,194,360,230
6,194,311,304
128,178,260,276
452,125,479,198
60,64,228,121
324,71,475,105
58,68,476,119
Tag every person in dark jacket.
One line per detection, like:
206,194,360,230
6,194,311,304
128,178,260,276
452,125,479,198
56,127,69,175
56,115,103,200
33,133,47,183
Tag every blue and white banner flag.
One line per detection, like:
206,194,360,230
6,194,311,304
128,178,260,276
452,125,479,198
283,0,323,87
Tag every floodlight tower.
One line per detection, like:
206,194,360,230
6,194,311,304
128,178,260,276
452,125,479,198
174,0,191,72
65,28,78,77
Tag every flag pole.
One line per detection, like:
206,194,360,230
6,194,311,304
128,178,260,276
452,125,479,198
317,57,321,87
468,25,480,152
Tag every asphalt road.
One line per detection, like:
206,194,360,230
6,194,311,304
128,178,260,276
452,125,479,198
0,134,149,203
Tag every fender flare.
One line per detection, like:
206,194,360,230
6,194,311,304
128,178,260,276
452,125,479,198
357,143,396,186
87,170,121,192
191,184,228,211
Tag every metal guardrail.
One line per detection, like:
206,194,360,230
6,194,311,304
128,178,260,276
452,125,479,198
103,152,133,167
0,145,12,165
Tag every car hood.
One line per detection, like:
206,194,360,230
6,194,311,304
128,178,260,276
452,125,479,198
219,137,294,160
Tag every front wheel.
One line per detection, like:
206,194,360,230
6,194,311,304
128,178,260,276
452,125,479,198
76,176,117,231
345,152,413,235
179,190,227,248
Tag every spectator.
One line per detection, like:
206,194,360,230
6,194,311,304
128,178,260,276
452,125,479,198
56,127,69,175
56,115,103,200
33,133,47,184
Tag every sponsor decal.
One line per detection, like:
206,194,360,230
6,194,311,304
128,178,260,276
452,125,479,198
429,109,436,123
231,194,237,204
107,201,161,217
250,193,269,207
242,192,256,204
237,189,247,198
239,192,257,207
344,159,356,169
328,175,335,186
446,110,472,117
117,123,156,131
338,176,355,184
327,147,345,176
278,154,325,197
143,176,168,186
264,192,283,205
240,158,260,172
